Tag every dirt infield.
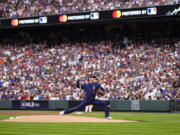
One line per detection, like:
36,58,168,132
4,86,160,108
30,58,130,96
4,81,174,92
2,115,136,123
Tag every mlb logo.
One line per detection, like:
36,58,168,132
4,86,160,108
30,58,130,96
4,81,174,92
147,8,157,15
90,12,99,20
39,17,48,24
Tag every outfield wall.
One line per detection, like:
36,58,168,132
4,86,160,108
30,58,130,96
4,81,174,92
0,100,12,109
110,100,171,112
0,100,175,112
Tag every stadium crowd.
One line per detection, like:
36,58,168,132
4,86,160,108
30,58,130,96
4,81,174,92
0,38,179,100
0,0,179,18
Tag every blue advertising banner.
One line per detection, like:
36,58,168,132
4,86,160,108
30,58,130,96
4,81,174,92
12,100,49,110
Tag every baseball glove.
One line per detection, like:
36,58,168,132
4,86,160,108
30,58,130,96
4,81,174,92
96,89,105,96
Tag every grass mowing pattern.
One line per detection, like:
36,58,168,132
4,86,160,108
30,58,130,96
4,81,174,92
0,112,180,135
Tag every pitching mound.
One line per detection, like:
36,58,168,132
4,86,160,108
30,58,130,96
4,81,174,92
2,115,135,123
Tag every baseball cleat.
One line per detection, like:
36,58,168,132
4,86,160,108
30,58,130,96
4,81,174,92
106,116,113,119
59,110,65,115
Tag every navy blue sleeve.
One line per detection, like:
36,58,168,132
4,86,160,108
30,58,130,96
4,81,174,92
76,80,80,88
76,80,86,89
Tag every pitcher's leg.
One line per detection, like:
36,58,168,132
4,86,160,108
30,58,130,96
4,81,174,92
92,99,110,117
64,101,88,114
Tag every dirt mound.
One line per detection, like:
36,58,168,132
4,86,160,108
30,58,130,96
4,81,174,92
2,115,136,123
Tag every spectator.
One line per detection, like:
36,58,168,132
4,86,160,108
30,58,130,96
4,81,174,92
0,36,179,100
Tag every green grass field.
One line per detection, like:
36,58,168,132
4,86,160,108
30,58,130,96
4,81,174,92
0,111,180,135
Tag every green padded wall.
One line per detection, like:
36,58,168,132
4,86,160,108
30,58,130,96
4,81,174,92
110,100,131,111
0,100,12,109
48,100,68,110
140,100,171,112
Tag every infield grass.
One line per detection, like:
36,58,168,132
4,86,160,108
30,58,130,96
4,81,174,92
0,111,180,135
